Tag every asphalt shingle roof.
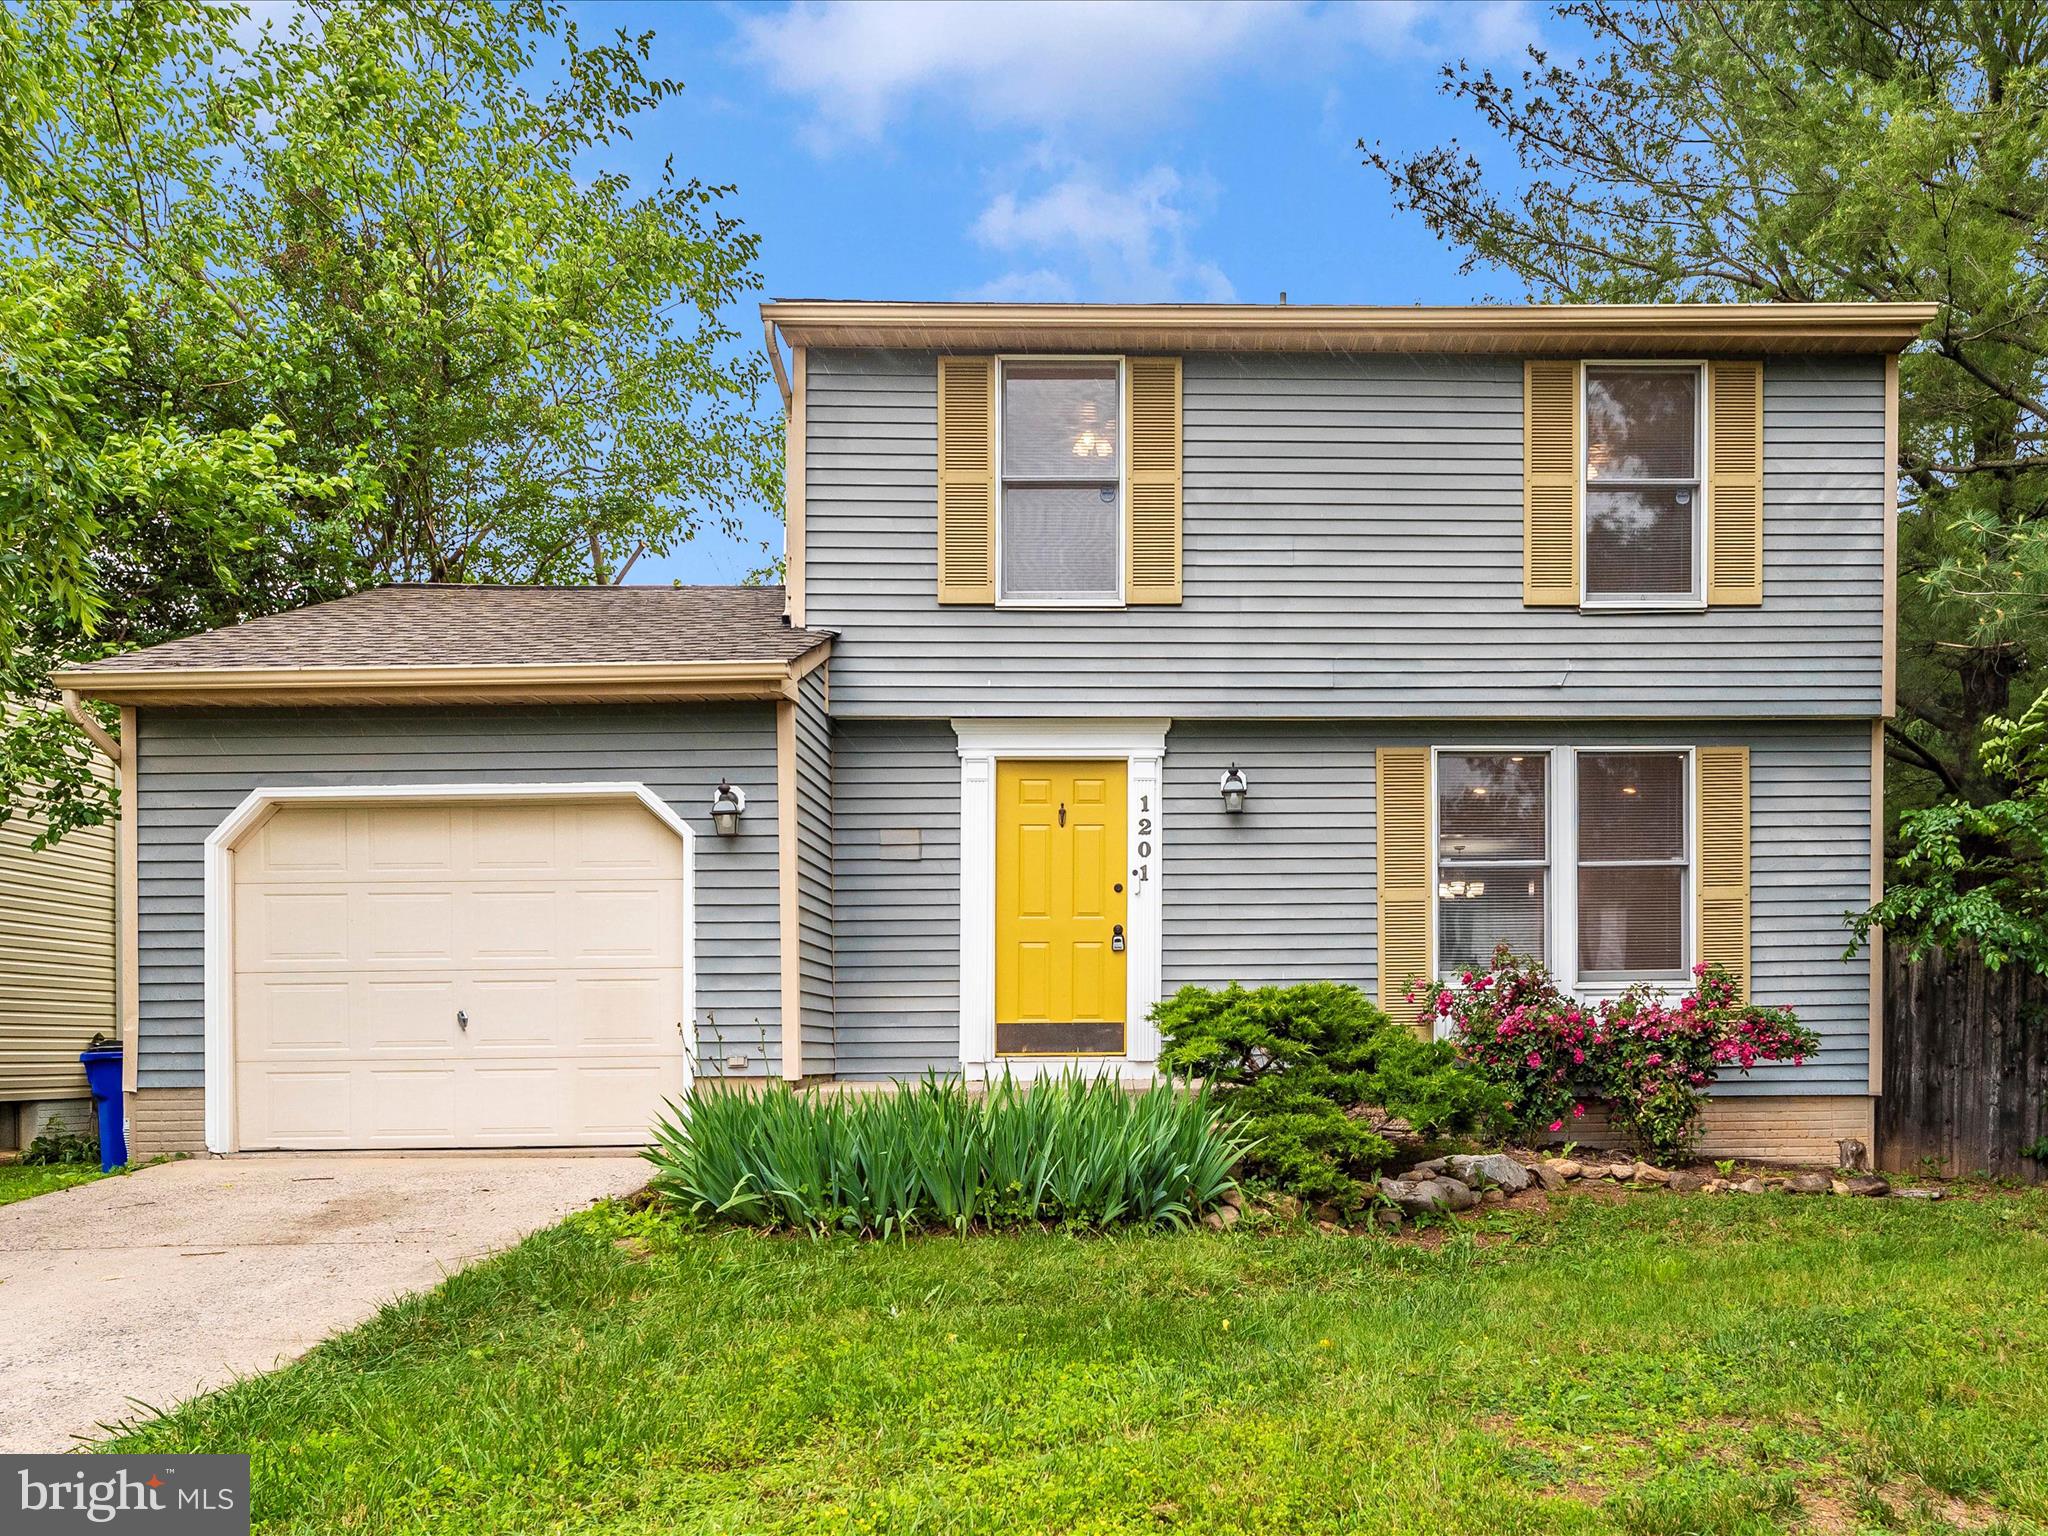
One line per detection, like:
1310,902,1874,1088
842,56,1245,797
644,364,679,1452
75,585,828,672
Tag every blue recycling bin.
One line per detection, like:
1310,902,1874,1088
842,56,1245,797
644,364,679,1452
79,1044,126,1171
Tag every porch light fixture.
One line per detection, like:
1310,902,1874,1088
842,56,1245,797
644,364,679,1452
711,780,747,837
1219,764,1249,814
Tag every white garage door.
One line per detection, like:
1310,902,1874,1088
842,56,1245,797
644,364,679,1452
232,797,687,1150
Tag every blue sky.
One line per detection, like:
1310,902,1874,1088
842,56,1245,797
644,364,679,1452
562,1,1555,585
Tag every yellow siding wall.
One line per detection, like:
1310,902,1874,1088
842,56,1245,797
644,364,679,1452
0,731,116,1102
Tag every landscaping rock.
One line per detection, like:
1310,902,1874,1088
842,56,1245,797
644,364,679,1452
1481,1188,1506,1205
1632,1162,1671,1185
1785,1173,1833,1195
1841,1175,1891,1197
1373,1207,1403,1230
1666,1171,1707,1193
1202,1203,1241,1230
1602,1162,1636,1180
1378,1176,1479,1216
1447,1153,1534,1192
1895,1187,1945,1200
1701,1178,1727,1193
1532,1162,1568,1192
1550,1159,1584,1179
1400,1158,1450,1181
1221,1187,1244,1211
1731,1177,1768,1194
1272,1194,1303,1222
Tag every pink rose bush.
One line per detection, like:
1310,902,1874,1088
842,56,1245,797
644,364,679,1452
1413,947,1820,1159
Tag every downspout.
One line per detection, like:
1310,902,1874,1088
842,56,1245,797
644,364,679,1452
62,688,120,764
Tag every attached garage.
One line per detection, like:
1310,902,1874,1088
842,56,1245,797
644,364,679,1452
227,791,691,1151
56,584,835,1157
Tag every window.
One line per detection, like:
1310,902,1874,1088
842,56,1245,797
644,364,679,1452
1577,751,1689,980
999,360,1121,603
1584,365,1700,601
1436,752,1548,973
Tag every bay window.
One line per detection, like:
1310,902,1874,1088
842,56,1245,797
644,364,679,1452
999,360,1122,603
1584,364,1701,602
1431,747,1694,989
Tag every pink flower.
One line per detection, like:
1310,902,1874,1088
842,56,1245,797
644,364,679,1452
1526,1051,1543,1069
1550,1120,1563,1132
1572,1103,1585,1118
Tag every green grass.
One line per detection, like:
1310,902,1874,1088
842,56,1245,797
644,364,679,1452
108,1190,2048,1535
0,1160,107,1205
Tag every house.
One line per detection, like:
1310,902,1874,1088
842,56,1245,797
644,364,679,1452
0,704,117,1153
56,299,1937,1164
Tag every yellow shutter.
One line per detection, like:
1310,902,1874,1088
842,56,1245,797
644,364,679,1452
1376,746,1432,1021
1125,356,1183,604
1707,360,1764,605
936,356,996,604
1523,359,1581,605
1696,746,1751,1000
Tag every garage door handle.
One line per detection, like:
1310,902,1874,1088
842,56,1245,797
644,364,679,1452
457,1009,469,1031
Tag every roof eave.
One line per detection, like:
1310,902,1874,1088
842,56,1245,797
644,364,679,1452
54,648,829,708
762,300,1940,356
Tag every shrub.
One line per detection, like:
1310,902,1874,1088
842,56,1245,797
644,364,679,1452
1153,981,1505,1204
1420,947,1821,1160
21,1126,97,1166
644,1071,1249,1236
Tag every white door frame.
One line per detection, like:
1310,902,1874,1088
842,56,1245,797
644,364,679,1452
954,719,1168,1080
202,781,697,1154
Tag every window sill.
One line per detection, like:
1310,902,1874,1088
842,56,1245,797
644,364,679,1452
1577,599,1708,615
993,599,1128,611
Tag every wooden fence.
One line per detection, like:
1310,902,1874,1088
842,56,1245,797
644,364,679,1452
1880,943,2048,1183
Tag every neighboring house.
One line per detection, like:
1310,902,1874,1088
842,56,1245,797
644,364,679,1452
0,707,117,1151
56,300,1936,1164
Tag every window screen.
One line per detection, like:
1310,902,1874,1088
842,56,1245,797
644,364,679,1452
1585,366,1699,600
1437,751,1548,973
1000,361,1120,601
1577,751,1688,978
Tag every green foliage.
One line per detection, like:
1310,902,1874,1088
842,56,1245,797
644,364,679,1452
644,1072,1250,1237
0,0,780,843
20,1125,98,1166
1854,683,2048,972
1153,981,1504,1203
2025,1134,2048,1163
1363,2,2048,829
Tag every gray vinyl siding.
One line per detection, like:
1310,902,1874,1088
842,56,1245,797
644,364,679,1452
825,716,1868,1095
794,668,835,1075
831,719,960,1079
133,704,783,1089
1163,722,1375,992
804,349,1884,719
1161,719,1872,1095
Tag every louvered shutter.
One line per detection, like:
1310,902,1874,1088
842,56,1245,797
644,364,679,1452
1696,747,1751,1000
1707,360,1764,605
1523,360,1581,605
1377,747,1433,1021
936,356,996,604
1125,356,1183,604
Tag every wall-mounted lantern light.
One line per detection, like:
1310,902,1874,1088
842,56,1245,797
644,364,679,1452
1219,764,1249,814
711,780,747,837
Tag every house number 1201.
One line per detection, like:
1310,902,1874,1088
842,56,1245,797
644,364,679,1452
1134,793,1152,880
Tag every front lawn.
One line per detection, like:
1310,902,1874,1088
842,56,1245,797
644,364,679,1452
0,1161,107,1206
110,1191,2048,1534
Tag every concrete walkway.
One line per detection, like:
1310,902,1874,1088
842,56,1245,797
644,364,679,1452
0,1152,648,1452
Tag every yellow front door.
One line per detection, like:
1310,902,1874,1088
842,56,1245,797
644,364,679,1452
995,760,1128,1056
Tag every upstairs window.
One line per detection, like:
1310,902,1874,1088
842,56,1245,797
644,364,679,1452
999,360,1122,603
1584,365,1701,602
1436,751,1549,973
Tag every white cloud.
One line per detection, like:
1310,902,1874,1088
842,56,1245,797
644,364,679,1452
737,0,1538,148
968,164,1234,302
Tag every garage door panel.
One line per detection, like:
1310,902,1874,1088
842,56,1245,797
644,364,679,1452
573,973,680,1048
365,805,457,874
237,977,352,1056
234,797,687,1150
464,888,564,964
358,889,457,963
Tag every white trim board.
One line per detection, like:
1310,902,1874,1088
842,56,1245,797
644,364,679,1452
955,720,1168,1080
200,781,698,1154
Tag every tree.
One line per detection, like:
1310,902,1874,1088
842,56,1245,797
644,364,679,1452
1363,1,2048,819
0,0,780,840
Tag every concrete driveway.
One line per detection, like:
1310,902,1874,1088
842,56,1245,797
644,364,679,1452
0,1153,649,1452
